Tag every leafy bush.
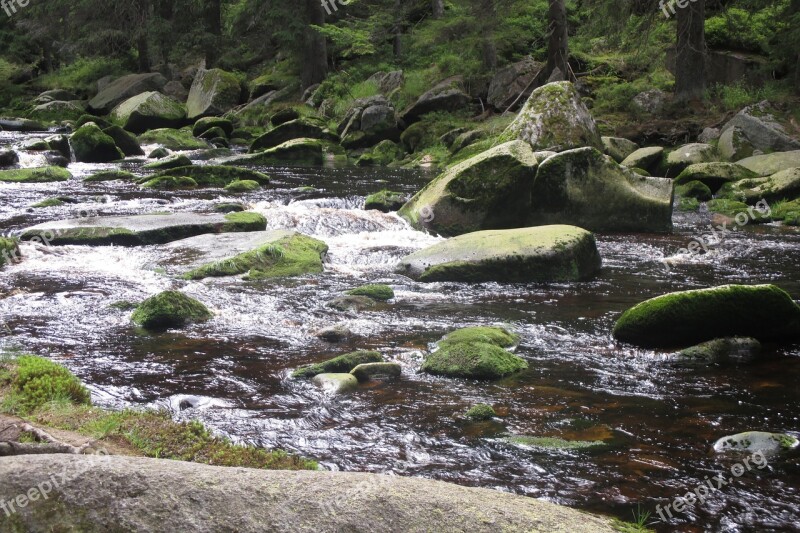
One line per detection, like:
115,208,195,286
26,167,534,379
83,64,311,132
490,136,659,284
705,7,779,54
708,80,792,112
3,355,91,413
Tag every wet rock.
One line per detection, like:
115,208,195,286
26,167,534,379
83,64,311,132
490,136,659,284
293,350,383,378
399,140,537,236
313,324,353,342
501,81,602,152
146,166,268,188
327,295,376,312
0,118,47,132
346,284,394,301
140,176,198,190
102,125,144,157
88,72,168,115
718,167,800,204
0,167,71,183
138,128,209,151
714,431,799,455
698,127,721,144
250,119,336,152
226,138,324,166
338,96,399,149
673,162,758,192
675,180,712,202
399,76,471,125
350,362,401,382
736,150,800,176
500,435,608,452
270,108,300,126
718,126,754,161
0,149,19,167
487,58,544,111
422,340,527,380
397,225,601,283
131,290,212,330
143,153,192,171
664,143,719,178
84,170,136,183
21,212,266,246
612,284,800,348
0,238,20,267
530,147,673,233
193,117,234,138
224,180,261,193
601,136,639,163
149,147,169,159
110,91,186,134
365,190,406,212
164,230,327,280
464,404,496,421
442,326,519,347
620,146,664,173
186,68,243,119
29,100,84,122
312,373,359,394
677,337,761,364
212,203,246,213
720,101,800,157
70,123,124,163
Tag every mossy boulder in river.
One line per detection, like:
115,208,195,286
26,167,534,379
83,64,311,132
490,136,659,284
84,170,136,182
293,350,384,378
249,119,336,152
530,147,673,233
364,190,406,212
346,284,394,301
151,165,270,187
350,362,402,382
675,180,712,202
186,68,243,119
499,435,608,452
397,225,601,283
193,117,234,138
501,81,602,152
225,138,324,166
143,153,192,171
398,140,538,236
612,284,800,348
132,290,212,330
443,326,519,347
110,91,186,134
677,337,762,364
224,179,261,193
0,167,71,183
718,167,800,204
312,373,359,394
663,143,719,178
140,176,198,190
674,162,758,192
0,237,20,266
465,403,497,421
736,150,800,176
102,125,145,156
713,431,799,455
170,230,328,280
70,123,124,163
138,128,210,150
21,212,266,246
422,341,527,380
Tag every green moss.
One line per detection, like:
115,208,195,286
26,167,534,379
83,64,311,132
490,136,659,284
292,350,384,378
464,403,496,421
193,117,234,138
675,180,712,202
131,291,213,330
109,300,139,311
143,154,193,171
346,284,394,301
221,211,269,233
152,165,271,187
185,233,327,280
224,180,262,193
84,170,137,182
365,190,405,212
138,128,209,150
0,355,90,414
677,197,701,212
32,198,65,208
500,435,607,451
0,237,19,267
442,326,519,348
70,123,124,163
421,341,528,380
613,284,800,348
0,167,72,183
707,199,753,218
140,176,198,190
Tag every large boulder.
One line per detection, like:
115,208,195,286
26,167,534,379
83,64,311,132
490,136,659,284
718,167,800,204
102,125,145,156
396,225,601,283
529,147,673,233
70,123,124,163
138,128,209,150
673,162,758,192
338,95,399,149
293,350,383,378
736,150,800,176
398,140,538,236
110,91,186,134
399,76,471,125
663,143,719,178
21,212,267,246
620,146,664,173
501,81,602,152
88,72,168,115
150,165,270,187
132,290,212,330
0,167,71,183
421,326,526,380
601,136,639,164
0,118,47,132
612,284,800,348
487,58,544,111
0,454,619,533
718,126,754,161
29,100,84,122
720,101,800,158
0,149,19,167
186,68,243,119
249,119,336,152
226,138,324,166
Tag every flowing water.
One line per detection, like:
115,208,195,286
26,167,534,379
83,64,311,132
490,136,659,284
1,130,799,532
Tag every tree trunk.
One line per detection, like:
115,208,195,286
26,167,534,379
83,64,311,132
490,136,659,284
479,0,497,70
204,0,222,67
546,0,569,81
675,0,706,101
393,0,404,58
137,34,150,72
432,0,444,18
302,0,328,88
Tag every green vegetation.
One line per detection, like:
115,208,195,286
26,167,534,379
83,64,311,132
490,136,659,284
131,290,213,330
293,350,383,379
464,403,496,421
0,167,72,183
0,237,18,267
346,284,395,301
0,354,90,414
421,341,528,380
442,326,519,348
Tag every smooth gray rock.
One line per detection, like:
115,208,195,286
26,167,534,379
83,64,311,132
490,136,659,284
721,101,800,155
88,73,168,115
312,373,359,394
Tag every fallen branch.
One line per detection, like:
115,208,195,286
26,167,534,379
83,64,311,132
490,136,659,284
0,422,96,456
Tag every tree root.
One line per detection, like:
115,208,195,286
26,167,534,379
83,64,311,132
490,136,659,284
0,422,96,456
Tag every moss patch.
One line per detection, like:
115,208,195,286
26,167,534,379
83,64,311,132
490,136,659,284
138,128,209,150
224,180,261,193
131,291,213,330
0,167,72,183
293,350,384,378
465,403,496,421
71,123,124,163
0,355,91,414
0,237,19,266
152,165,270,187
84,170,136,182
346,284,394,301
442,326,519,348
421,341,528,380
140,176,198,190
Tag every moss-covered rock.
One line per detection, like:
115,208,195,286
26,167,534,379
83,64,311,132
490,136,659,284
131,290,212,330
677,197,701,212
501,81,602,152
620,146,664,173
397,225,601,283
713,431,799,454
357,140,402,167
29,100,84,122
327,295,377,312
311,373,359,394
718,126,753,161
103,125,145,157
140,176,198,190
186,68,242,120
398,140,538,236
143,154,193,171
675,180,712,201
364,190,406,212
182,231,327,280
464,404,496,421
674,162,758,192
87,72,168,115
601,136,638,163
84,170,136,183
193,117,234,138
399,77,471,125
346,284,394,301
530,147,673,233
421,341,527,380
32,197,66,208
0,167,71,183
350,362,402,382
736,150,800,176
612,284,800,348
0,237,20,267
249,119,336,152
148,147,170,159
500,435,607,451
663,143,719,178
443,326,519,348
224,180,261,193
706,198,757,219
293,350,384,378
138,128,209,150
226,138,325,166
718,167,800,204
677,337,761,364
70,123,124,163
110,91,186,134
151,165,270,187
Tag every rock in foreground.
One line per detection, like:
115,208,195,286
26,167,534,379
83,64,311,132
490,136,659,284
613,284,800,348
397,225,601,283
0,454,618,533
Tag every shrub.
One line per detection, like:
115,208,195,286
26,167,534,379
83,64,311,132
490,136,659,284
36,57,127,93
4,355,91,413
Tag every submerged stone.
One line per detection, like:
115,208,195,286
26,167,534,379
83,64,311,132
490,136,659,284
131,290,212,330
312,373,359,394
350,362,402,382
677,337,762,364
713,431,799,454
151,165,270,187
500,435,608,452
346,284,394,301
293,350,384,378
397,225,601,283
0,167,71,183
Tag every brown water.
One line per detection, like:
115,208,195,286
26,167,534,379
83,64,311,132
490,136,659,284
1,130,799,532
